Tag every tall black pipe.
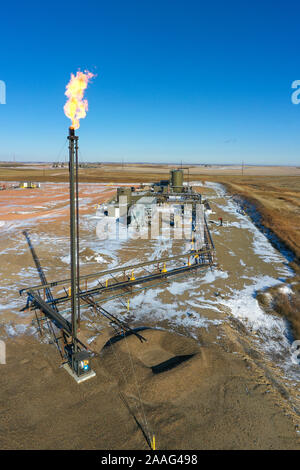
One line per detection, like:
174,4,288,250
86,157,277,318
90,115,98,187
68,127,78,359
75,134,80,328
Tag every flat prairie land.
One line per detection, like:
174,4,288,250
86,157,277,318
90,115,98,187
2,163,299,259
1,162,300,183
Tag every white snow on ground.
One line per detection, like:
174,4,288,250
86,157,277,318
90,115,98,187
219,276,285,330
224,221,243,228
186,298,223,313
0,300,21,311
167,279,195,295
0,219,35,233
217,276,300,379
177,314,223,333
127,286,222,335
5,324,35,337
94,255,109,264
61,253,97,265
201,269,228,284
251,228,289,266
279,285,293,295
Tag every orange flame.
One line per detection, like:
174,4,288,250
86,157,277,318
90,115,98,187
64,70,94,130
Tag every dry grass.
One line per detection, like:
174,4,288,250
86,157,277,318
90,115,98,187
257,281,300,339
0,164,173,183
1,163,300,183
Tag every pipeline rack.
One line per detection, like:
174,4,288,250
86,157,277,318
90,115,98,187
21,246,214,306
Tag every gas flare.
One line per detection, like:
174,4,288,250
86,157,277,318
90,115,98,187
64,70,94,129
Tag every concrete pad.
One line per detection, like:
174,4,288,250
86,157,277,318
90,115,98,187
63,363,96,384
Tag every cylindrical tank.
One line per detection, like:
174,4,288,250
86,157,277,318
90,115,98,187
170,169,183,193
117,187,132,205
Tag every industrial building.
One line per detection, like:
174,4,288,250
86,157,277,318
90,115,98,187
96,169,205,238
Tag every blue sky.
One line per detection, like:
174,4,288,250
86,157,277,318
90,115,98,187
0,0,300,164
